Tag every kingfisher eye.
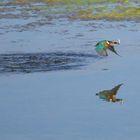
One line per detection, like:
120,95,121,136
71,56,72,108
113,42,118,44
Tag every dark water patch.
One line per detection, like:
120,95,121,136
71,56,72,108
18,18,54,32
0,19,53,33
0,52,98,74
0,13,139,35
102,68,109,71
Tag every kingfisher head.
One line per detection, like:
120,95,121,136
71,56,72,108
104,40,120,48
104,40,120,56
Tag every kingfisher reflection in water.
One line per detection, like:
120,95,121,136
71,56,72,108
96,84,123,103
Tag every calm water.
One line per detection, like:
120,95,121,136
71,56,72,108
0,1,140,140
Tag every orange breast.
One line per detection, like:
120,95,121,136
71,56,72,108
104,42,111,48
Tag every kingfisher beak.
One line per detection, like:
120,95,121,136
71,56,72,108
108,46,120,56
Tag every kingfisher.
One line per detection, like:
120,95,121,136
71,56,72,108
96,84,123,103
95,40,120,56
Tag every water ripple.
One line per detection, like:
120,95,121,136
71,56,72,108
0,52,98,74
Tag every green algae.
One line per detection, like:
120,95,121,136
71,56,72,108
73,7,140,20
1,0,140,20
4,0,140,5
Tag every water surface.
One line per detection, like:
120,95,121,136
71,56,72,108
0,1,140,140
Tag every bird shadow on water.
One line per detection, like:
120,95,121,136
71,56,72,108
96,84,123,103
0,52,99,74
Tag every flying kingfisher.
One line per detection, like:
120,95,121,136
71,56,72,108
95,40,120,56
